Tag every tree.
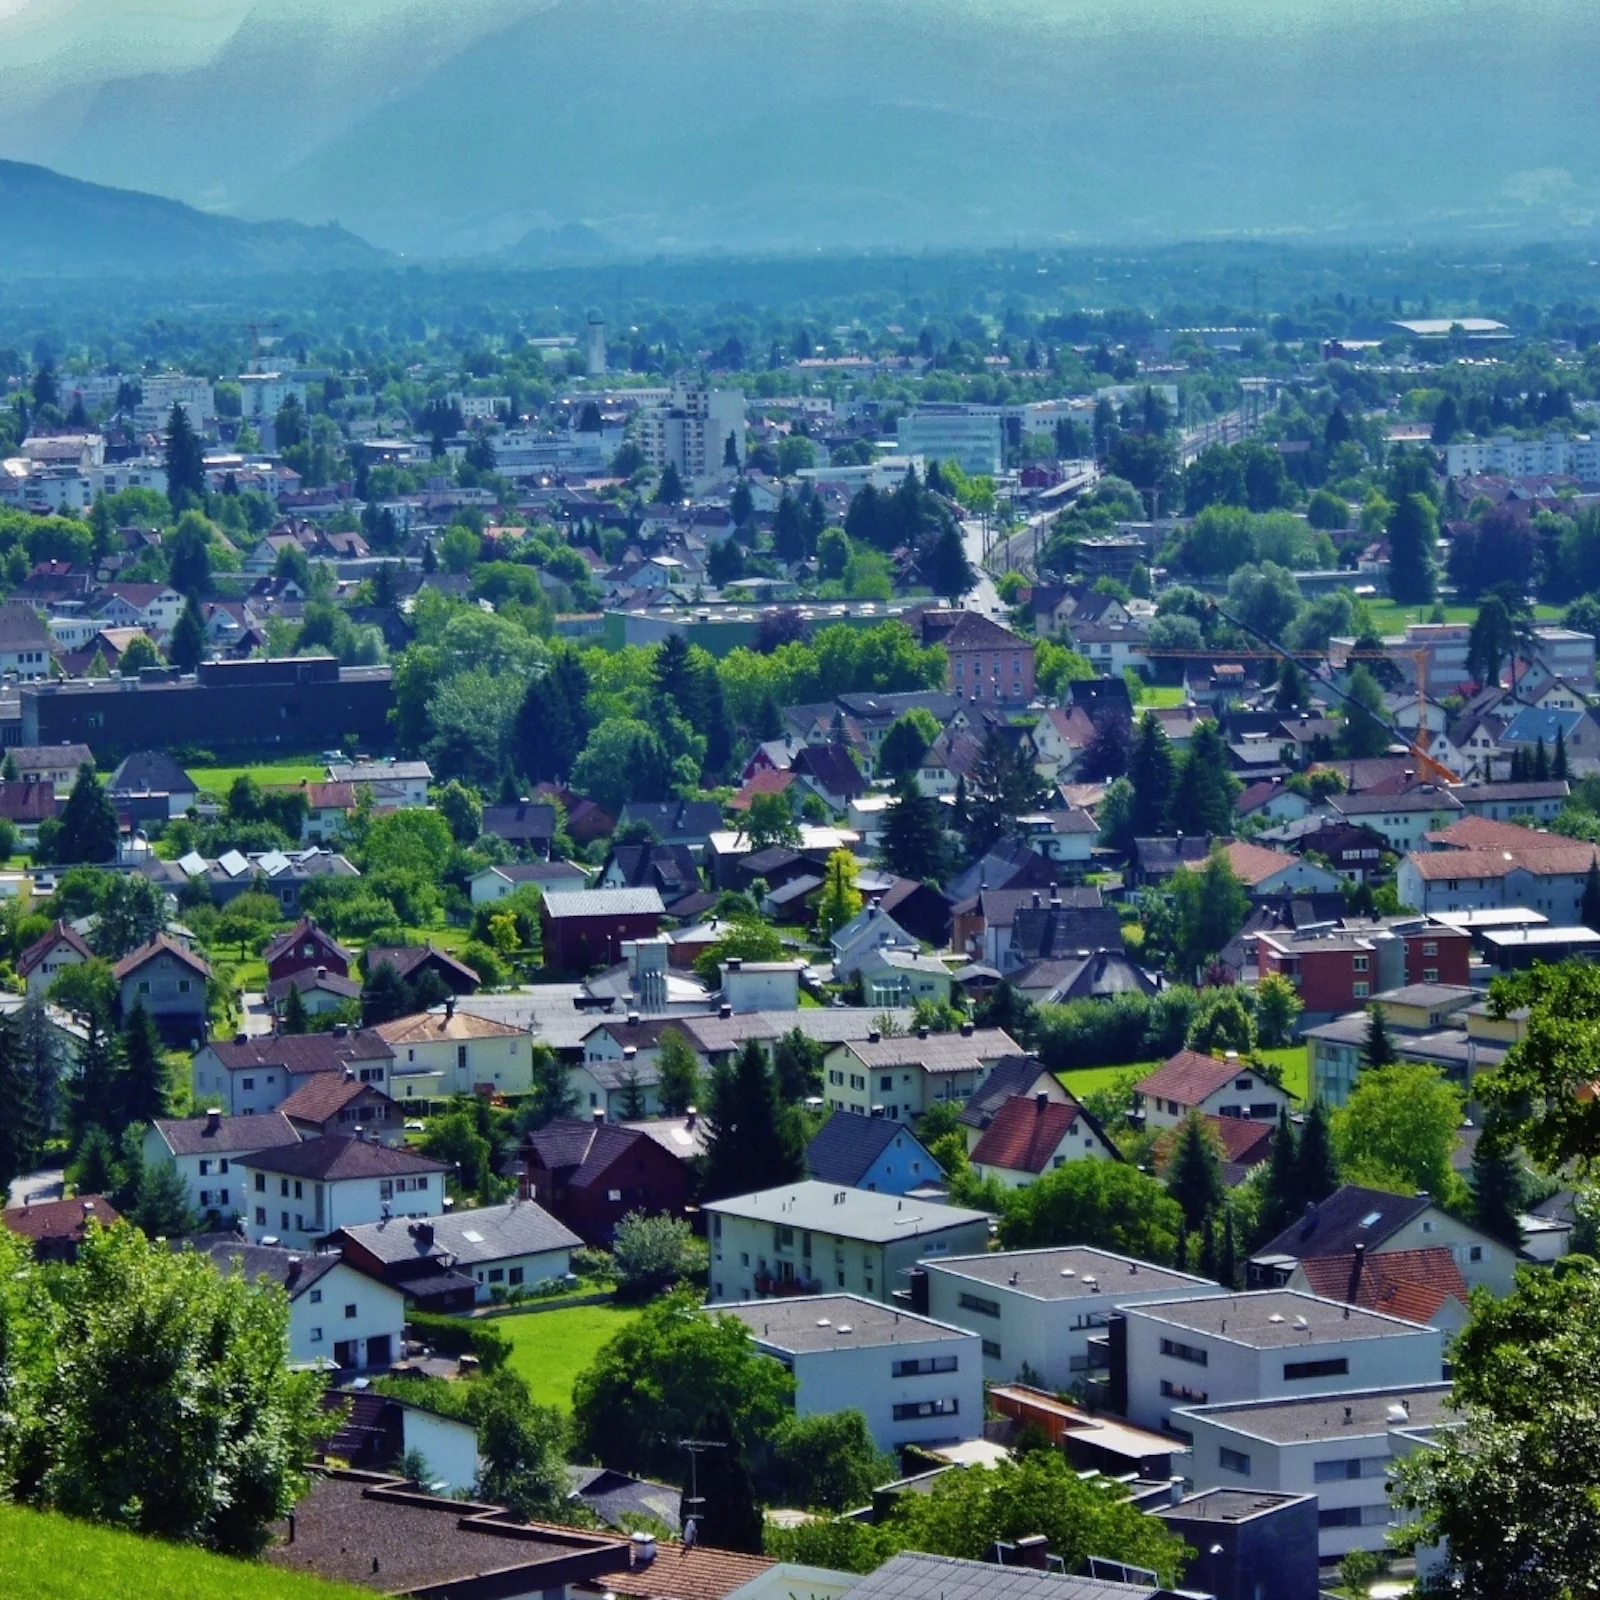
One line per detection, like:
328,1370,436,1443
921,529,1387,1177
925,521,976,603
1387,492,1439,604
1186,985,1255,1056
1390,1257,1600,1599
1126,712,1176,837
1254,971,1303,1048
877,709,941,780
130,1156,197,1237
1078,712,1130,782
656,1027,701,1116
816,848,863,938
422,1106,500,1204
119,633,159,675
0,1010,48,1196
1257,1110,1301,1243
1168,721,1239,837
167,516,212,598
879,773,947,883
1295,1099,1341,1208
1582,863,1600,934
700,1041,805,1202
1467,593,1516,689
965,728,1045,857
742,791,801,851
610,1211,707,1301
520,1044,579,1132
1274,657,1307,711
773,1411,894,1513
473,1369,571,1523
1166,849,1249,978
361,960,411,1027
998,1160,1183,1262
281,983,309,1035
1555,724,1569,781
56,763,118,863
657,462,685,503
771,1026,824,1101
163,403,206,509
168,594,208,672
119,1003,171,1129
1333,1062,1463,1200
514,650,590,785
435,779,483,846
1470,1111,1526,1249
92,873,168,959
1339,665,1391,759
1166,1112,1225,1231
1363,1003,1396,1067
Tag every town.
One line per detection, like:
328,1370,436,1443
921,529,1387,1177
0,258,1596,1600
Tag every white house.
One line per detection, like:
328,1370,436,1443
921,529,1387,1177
189,1236,407,1372
1327,789,1465,855
191,1030,396,1117
854,946,953,1009
966,1092,1122,1188
143,1109,300,1223
919,1247,1223,1392
1132,1050,1294,1131
16,920,93,998
1115,1290,1446,1442
325,760,433,809
720,958,804,1013
704,1181,992,1307
1178,1384,1455,1563
721,1294,983,1454
829,903,917,979
375,1008,532,1100
235,1134,449,1250
821,1027,1022,1122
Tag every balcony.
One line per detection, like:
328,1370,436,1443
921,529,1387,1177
754,1272,824,1298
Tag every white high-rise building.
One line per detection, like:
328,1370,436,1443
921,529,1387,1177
638,382,745,482
586,313,607,378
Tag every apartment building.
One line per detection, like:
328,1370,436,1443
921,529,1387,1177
637,382,746,480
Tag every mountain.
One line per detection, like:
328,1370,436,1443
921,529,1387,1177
0,0,1598,258
0,160,387,276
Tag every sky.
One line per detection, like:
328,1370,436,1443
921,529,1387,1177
0,0,1596,257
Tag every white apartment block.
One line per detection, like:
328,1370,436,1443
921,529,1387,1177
1178,1384,1454,1562
704,1181,991,1307
638,382,746,480
721,1294,983,1453
918,1248,1224,1391
895,407,1003,475
239,372,308,421
1445,432,1600,479
820,1027,1020,1122
134,375,216,435
1115,1290,1446,1443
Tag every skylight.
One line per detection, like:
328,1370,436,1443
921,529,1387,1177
1359,1210,1382,1228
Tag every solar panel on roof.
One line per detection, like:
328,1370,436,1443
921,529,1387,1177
177,851,208,878
256,851,290,876
217,850,249,878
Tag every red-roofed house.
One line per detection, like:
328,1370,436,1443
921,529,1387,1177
1295,1246,1472,1333
1220,839,1343,898
969,1091,1121,1187
1134,1050,1294,1130
17,919,93,997
264,916,353,985
3,1195,120,1261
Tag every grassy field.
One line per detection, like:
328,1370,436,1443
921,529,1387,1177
0,1505,371,1600
1137,685,1190,708
1061,1044,1310,1107
498,1302,642,1410
1361,598,1563,635
189,760,329,798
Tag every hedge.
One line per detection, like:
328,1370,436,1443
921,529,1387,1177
405,1309,511,1371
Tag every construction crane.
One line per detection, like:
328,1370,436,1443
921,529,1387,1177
1201,600,1461,785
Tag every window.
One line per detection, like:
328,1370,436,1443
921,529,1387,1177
1161,1420,1194,1446
1469,1245,1483,1262
1219,1447,1252,1475
293,1181,303,1200
1318,1505,1388,1529
1423,941,1438,956
177,979,191,995
138,980,151,995
1353,981,1369,999
509,1267,524,1285
1160,1378,1209,1403
1285,1357,1348,1381
255,1207,266,1224
242,1077,255,1091
488,1268,504,1283
309,1289,322,1304
1234,1077,1254,1090
280,1212,289,1229
879,1074,893,1092
892,1355,958,1377
199,1159,212,1176
309,1328,323,1343
344,1303,357,1319
776,1226,794,1248
1352,955,1368,973
893,1399,959,1420
1423,968,1439,984
982,1339,1002,1360
1160,1338,1208,1366
958,1292,1000,1318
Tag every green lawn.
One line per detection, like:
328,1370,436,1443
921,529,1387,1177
0,1505,371,1600
1362,598,1563,635
1061,1043,1310,1107
189,760,329,798
1137,685,1190,708
498,1302,642,1410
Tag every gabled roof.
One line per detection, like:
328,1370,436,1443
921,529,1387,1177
335,1199,580,1267
790,741,866,798
365,943,481,987
959,1055,1060,1129
919,608,1029,652
1253,1183,1436,1263
805,1109,941,1187
970,1093,1096,1174
262,916,353,970
601,1544,775,1600
202,1029,395,1076
152,1110,299,1157
0,782,60,824
3,1194,120,1244
523,1118,680,1187
185,1234,344,1301
1221,839,1314,888
847,1552,1162,1600
276,1074,391,1125
17,918,93,979
482,800,557,842
108,750,197,796
238,1134,447,1183
264,969,362,1003
1135,1049,1249,1106
616,799,724,839
1299,1245,1470,1326
112,932,211,983
375,1008,523,1045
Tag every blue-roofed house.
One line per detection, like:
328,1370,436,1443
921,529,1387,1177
805,1109,945,1196
1499,704,1600,775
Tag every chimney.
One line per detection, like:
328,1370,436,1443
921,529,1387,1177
623,1045,637,1060
233,1031,247,1046
1050,888,1061,908
416,1222,434,1248
718,1003,731,1019
316,965,327,980
725,958,742,973
444,996,455,1022
354,1125,366,1142
685,1106,697,1129
917,1025,929,1039
1031,890,1041,909
631,1532,657,1567
285,1256,303,1286
959,1021,975,1037
1346,1242,1366,1304
592,1107,606,1124
1036,1091,1050,1113
205,1107,221,1134
867,1028,881,1043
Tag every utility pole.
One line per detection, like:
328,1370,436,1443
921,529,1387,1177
678,1437,727,1543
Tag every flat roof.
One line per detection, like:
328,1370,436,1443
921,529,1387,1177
1431,908,1549,929
925,1247,1217,1302
703,1180,991,1243
719,1295,975,1354
1480,925,1600,947
1156,1488,1313,1523
1126,1290,1437,1347
1176,1383,1454,1444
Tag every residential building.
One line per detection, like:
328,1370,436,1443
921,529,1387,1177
1150,1489,1320,1600
113,933,211,1045
1254,918,1471,1019
187,1236,406,1371
470,860,589,906
1133,1051,1293,1130
0,601,56,678
481,800,558,855
541,887,665,970
364,942,482,995
519,1117,694,1246
236,1134,449,1249
842,1554,1174,1600
804,1110,945,1196
376,1006,533,1100
2,1195,120,1261
1111,1289,1446,1441
704,1181,992,1305
616,798,725,852
821,1026,1022,1121
263,916,353,986
1398,817,1600,922
1292,1247,1472,1335
920,609,1036,706
1178,1384,1454,1563
266,965,363,1019
191,1029,396,1116
1326,787,1465,854
958,1056,1073,1149
1248,1183,1515,1297
142,1108,300,1222
325,759,433,809
107,750,198,819
277,1076,404,1145
721,1294,982,1453
16,918,92,998
918,1246,1222,1391
855,945,953,1008
1221,840,1344,899
968,1092,1121,1187
637,381,746,480
720,957,805,1013
331,1200,582,1309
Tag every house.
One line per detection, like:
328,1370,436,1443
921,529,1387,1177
953,884,1111,971
8,743,93,788
1156,1114,1276,1187
1255,918,1471,1020
1235,780,1313,826
1293,1247,1472,1334
917,1246,1224,1393
1327,787,1465,854
804,1110,944,1195
236,1133,449,1249
721,1295,982,1453
325,759,433,808
569,1051,665,1121
1248,1182,1515,1296
854,945,953,1008
828,901,918,979
469,860,589,907
519,1117,694,1246
266,966,363,1019
1013,807,1098,865
263,916,353,985
481,800,558,854
1220,840,1343,899
843,1554,1173,1600
1151,1489,1321,1600
721,957,805,1012
376,1006,533,1100
277,1076,404,1145
541,887,665,971
788,743,866,811
821,1026,1022,1121
616,798,724,852
331,1200,582,1310
919,609,1037,706
957,1056,1072,1148
112,933,211,1044
142,1108,300,1222
1111,1289,1446,1440
0,600,56,677
1133,1051,1293,1130
1029,704,1098,779
1010,949,1155,1006
1498,704,1600,775
704,1180,992,1306
191,1029,396,1116
1453,778,1569,824
1062,617,1152,678
364,943,481,996
276,780,356,843
2,1195,120,1261
107,750,198,819
16,918,93,997
1179,1384,1455,1564
1398,824,1600,923
967,1091,1121,1187
599,842,703,907
0,778,57,845
187,1235,407,1371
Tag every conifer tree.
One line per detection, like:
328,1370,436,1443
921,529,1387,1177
1127,712,1176,837
1166,1112,1224,1231
1469,1112,1526,1248
1296,1100,1341,1207
1554,725,1569,780
700,1040,804,1202
119,1002,170,1129
1364,1004,1396,1067
282,983,310,1035
1219,1207,1238,1289
168,594,208,672
879,773,947,883
57,763,119,864
1168,721,1240,838
1582,861,1600,934
1259,1109,1301,1242
1198,1211,1218,1281
1534,737,1550,782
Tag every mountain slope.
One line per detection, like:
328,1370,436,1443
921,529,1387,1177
0,160,387,276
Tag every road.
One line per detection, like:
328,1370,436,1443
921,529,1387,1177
960,517,1005,616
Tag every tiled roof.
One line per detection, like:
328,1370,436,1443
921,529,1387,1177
600,1544,774,1600
365,944,481,986
185,1234,343,1300
108,750,197,795
970,1094,1086,1174
374,1009,523,1045
1134,1049,1242,1106
959,1055,1057,1129
1300,1246,1469,1326
336,1199,580,1266
842,1028,1021,1074
1155,1114,1274,1172
1406,841,1600,880
112,931,211,982
17,918,93,978
265,969,363,1002
262,916,353,970
1253,1183,1434,1262
920,608,1029,652
239,1135,447,1183
846,1552,1161,1600
524,1119,670,1188
276,1075,386,1124
3,1194,120,1243
153,1111,299,1157
1221,839,1306,888
204,1030,395,1075
805,1110,923,1186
